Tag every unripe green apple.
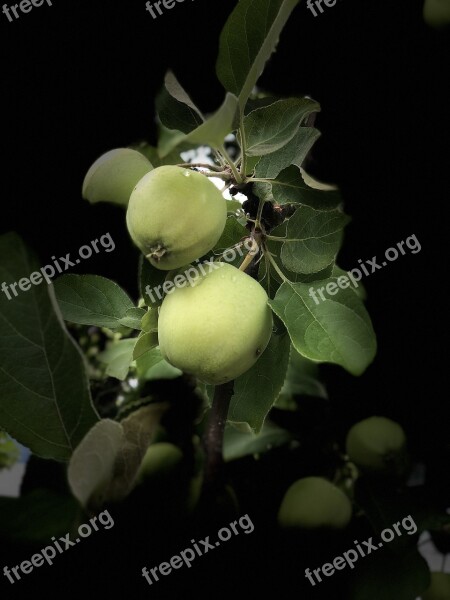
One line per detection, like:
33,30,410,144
278,477,352,529
345,416,407,472
423,573,450,600
136,442,183,484
126,166,227,270
423,0,450,27
158,263,273,384
82,148,153,206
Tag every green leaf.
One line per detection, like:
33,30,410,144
139,255,167,308
133,331,158,361
269,165,343,210
136,346,182,381
244,98,320,156
214,216,249,257
130,141,183,167
98,338,136,381
0,490,80,544
54,274,137,330
254,127,321,178
141,308,158,333
68,405,167,510
0,233,99,461
279,345,328,399
82,148,152,207
159,93,239,157
216,0,300,110
68,419,124,509
118,307,146,330
223,420,291,461
228,332,291,433
269,280,377,376
156,71,204,134
276,205,350,274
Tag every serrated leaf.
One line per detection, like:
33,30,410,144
54,274,137,330
228,332,291,433
254,127,321,178
277,205,350,274
98,338,136,381
216,0,300,110
269,280,377,376
244,98,320,156
270,165,343,210
133,331,158,361
118,307,146,330
159,93,238,157
156,71,204,133
0,233,99,461
68,404,167,510
223,420,291,462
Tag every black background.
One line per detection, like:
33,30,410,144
1,0,449,598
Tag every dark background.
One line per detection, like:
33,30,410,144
1,0,448,598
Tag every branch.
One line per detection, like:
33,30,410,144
202,380,234,488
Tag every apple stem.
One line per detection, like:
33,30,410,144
202,380,234,489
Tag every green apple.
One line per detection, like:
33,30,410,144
424,0,450,27
127,166,227,270
423,572,450,600
158,263,273,384
346,416,407,472
277,477,352,529
136,442,183,484
82,148,153,206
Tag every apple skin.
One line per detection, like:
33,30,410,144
423,573,450,600
82,148,152,206
277,477,352,530
136,443,183,484
345,416,407,472
423,0,450,27
158,263,273,384
126,166,227,270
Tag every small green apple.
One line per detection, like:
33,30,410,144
126,165,227,270
136,442,183,484
423,572,450,600
82,148,153,206
346,416,407,472
277,477,352,529
158,263,273,384
424,0,450,27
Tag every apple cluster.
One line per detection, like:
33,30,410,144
83,152,273,385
